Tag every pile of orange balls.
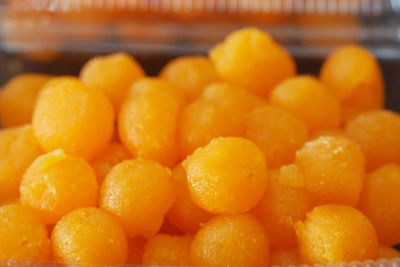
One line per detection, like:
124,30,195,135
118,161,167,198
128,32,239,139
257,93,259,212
0,27,399,266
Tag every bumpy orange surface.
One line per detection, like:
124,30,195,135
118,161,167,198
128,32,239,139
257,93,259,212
210,27,296,97
358,164,400,245
245,105,309,168
295,136,365,206
0,204,50,261
119,78,182,167
0,125,42,202
270,248,300,266
183,137,268,214
270,76,341,132
20,149,98,225
345,110,400,171
100,158,175,238
191,215,270,267
52,207,127,265
0,74,51,127
32,77,114,160
160,56,219,101
142,234,192,265
320,45,384,122
296,204,378,264
80,52,145,110
166,165,213,233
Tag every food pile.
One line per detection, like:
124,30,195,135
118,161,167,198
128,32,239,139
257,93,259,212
0,27,399,266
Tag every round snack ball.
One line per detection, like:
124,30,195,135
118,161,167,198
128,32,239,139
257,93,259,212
183,137,268,214
245,105,309,168
20,149,98,225
0,204,50,261
295,204,378,264
52,207,127,265
32,77,114,160
0,125,42,202
295,135,365,206
0,74,51,127
209,27,296,97
119,78,182,167
179,83,263,158
377,246,400,259
358,164,400,245
80,52,145,110
320,45,384,122
270,248,300,266
166,165,213,233
100,158,175,238
310,128,346,140
142,234,192,265
160,56,219,101
127,237,146,264
256,165,313,248
191,214,270,267
345,110,400,171
270,76,341,132
90,142,132,184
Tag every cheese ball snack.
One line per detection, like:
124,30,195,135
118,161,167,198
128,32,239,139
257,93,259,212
377,246,400,260
270,248,300,266
127,237,146,264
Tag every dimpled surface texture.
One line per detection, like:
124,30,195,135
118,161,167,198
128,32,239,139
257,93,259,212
0,204,50,261
0,125,42,202
295,136,365,206
32,77,114,160
295,204,378,264
270,248,300,266
209,27,295,97
183,137,268,214
191,214,270,267
166,165,213,233
160,56,219,101
358,164,400,245
179,83,263,158
20,150,98,225
270,76,341,132
100,158,175,238
142,234,192,265
345,110,400,171
52,207,127,265
80,52,145,110
0,74,51,127
245,105,309,168
320,45,384,122
119,78,182,167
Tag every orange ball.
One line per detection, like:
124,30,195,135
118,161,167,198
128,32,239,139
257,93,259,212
127,237,146,264
90,142,132,184
142,234,193,265
160,56,219,101
166,165,213,233
191,215,270,267
0,74,51,127
270,75,341,132
245,105,309,168
295,135,365,206
256,165,313,248
183,137,268,214
345,110,400,171
32,77,114,160
80,52,145,110
20,149,98,225
52,207,127,265
320,45,384,122
270,248,300,266
209,27,296,97
377,246,400,260
295,204,378,264
0,125,42,202
0,204,50,261
358,164,400,245
100,158,175,238
310,128,346,140
118,78,182,167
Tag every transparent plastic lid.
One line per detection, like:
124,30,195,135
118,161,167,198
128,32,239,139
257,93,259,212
0,0,400,58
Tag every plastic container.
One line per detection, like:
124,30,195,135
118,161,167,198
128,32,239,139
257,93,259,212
0,0,399,266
